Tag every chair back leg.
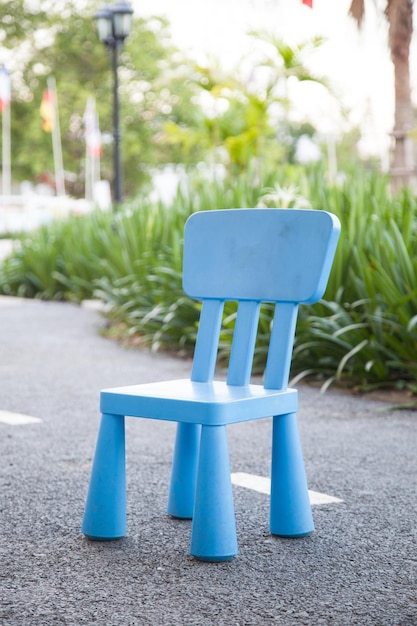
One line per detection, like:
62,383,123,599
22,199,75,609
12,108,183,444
269,413,314,537
190,424,238,561
167,422,201,519
82,412,127,540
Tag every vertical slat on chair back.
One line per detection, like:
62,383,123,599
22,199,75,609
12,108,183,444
191,299,224,383
227,300,261,386
184,208,341,388
264,302,298,390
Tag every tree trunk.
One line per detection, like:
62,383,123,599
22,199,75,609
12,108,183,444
386,0,415,191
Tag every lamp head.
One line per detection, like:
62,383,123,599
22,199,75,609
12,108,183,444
95,4,113,45
111,0,134,42
95,1,133,45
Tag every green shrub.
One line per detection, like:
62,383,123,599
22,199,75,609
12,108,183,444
1,165,417,393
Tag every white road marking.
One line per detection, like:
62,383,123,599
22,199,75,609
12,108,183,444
0,411,42,425
308,489,344,505
231,472,343,505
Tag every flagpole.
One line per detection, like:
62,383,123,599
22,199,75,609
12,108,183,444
84,97,102,204
2,94,11,197
92,110,101,202
1,65,11,197
48,76,65,197
91,141,96,202
84,97,94,202
85,129,92,201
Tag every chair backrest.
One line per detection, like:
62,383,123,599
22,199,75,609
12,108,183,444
182,209,340,389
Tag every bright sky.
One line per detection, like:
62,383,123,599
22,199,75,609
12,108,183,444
134,0,414,159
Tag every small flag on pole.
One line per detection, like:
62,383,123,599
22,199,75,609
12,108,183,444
302,0,313,7
0,65,11,112
40,89,55,132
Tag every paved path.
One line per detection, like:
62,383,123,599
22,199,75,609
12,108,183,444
0,297,416,625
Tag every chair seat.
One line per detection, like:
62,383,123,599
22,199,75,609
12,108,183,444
100,379,298,426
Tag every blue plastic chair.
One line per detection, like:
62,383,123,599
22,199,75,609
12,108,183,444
82,208,340,561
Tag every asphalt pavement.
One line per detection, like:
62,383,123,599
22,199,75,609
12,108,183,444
0,296,416,626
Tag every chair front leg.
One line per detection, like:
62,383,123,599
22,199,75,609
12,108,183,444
82,412,126,540
167,422,201,519
190,424,238,561
270,412,314,537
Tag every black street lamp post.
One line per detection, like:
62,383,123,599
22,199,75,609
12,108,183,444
95,0,133,204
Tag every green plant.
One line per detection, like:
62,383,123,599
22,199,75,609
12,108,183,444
2,165,417,394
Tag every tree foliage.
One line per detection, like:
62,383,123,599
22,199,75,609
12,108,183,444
1,0,206,196
158,36,332,174
0,1,335,198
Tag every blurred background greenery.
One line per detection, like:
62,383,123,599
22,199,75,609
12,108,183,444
0,0,365,197
1,0,417,400
2,166,417,397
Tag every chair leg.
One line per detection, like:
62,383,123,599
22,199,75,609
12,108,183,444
270,413,314,537
81,412,126,540
190,425,238,561
167,422,201,519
